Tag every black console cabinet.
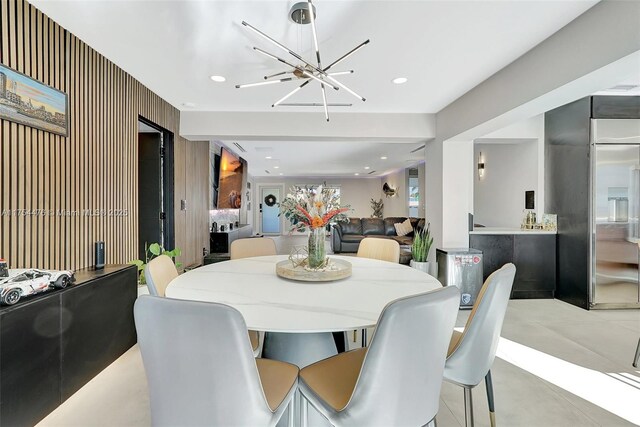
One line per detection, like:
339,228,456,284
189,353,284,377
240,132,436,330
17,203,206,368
470,233,556,299
0,264,137,426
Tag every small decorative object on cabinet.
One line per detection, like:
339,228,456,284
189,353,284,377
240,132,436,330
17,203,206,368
410,223,436,277
0,259,7,277
0,269,75,305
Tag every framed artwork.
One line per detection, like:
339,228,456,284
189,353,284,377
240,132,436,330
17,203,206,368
0,63,68,136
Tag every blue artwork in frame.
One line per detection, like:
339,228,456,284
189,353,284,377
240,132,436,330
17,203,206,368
0,63,68,136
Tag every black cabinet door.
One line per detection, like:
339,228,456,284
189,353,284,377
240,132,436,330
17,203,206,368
470,234,513,281
513,235,556,298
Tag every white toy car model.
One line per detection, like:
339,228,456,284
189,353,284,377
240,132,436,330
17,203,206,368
0,269,75,305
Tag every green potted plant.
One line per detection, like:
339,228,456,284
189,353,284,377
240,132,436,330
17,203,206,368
410,223,436,277
130,242,182,285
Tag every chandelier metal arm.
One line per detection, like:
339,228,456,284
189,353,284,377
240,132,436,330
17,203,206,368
253,47,339,91
307,0,329,121
308,0,322,68
323,40,370,73
320,84,329,121
243,20,338,87
327,70,354,76
324,74,366,102
272,80,312,107
264,71,290,80
236,77,296,89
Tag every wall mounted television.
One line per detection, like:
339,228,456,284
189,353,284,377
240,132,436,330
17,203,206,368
216,147,243,209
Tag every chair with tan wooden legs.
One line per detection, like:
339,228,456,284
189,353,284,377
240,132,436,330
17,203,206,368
230,237,278,355
355,237,402,346
230,237,277,260
356,237,400,263
298,286,460,427
444,263,516,427
135,296,298,427
144,254,178,297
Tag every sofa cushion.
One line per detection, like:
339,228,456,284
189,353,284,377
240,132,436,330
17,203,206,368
416,218,426,232
341,218,363,235
383,217,407,236
394,218,413,237
342,234,366,244
361,218,385,236
393,235,414,246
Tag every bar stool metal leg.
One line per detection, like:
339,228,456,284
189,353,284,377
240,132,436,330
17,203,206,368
362,328,367,347
485,370,496,427
463,387,474,427
633,338,640,368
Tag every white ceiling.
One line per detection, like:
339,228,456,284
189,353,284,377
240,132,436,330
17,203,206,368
32,0,597,114
31,0,600,177
227,140,426,177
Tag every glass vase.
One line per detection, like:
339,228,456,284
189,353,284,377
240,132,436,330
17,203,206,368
307,227,326,269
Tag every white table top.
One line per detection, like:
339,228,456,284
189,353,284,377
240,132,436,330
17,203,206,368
166,255,442,333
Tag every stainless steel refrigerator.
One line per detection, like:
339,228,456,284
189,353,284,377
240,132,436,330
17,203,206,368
591,118,640,308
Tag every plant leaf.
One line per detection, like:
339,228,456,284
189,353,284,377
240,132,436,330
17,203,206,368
148,243,161,256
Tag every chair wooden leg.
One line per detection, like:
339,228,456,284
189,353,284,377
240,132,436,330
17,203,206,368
485,370,496,427
463,387,474,427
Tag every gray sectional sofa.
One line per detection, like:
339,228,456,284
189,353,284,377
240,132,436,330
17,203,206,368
331,217,425,253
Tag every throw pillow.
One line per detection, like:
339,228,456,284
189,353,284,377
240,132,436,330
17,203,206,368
394,218,413,237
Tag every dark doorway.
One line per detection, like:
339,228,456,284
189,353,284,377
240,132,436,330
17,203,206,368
138,117,175,261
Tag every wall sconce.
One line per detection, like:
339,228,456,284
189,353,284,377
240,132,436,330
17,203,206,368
478,152,485,179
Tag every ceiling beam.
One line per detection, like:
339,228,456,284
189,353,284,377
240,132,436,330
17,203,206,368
180,112,435,143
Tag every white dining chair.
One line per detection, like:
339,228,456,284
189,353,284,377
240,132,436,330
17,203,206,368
135,295,298,427
444,263,516,427
298,286,460,426
356,237,400,263
144,254,178,297
230,237,277,259
230,237,278,355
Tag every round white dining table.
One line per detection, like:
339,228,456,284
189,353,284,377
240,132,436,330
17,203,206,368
166,255,443,333
167,255,443,427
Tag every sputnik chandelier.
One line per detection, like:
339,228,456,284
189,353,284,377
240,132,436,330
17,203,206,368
236,0,369,122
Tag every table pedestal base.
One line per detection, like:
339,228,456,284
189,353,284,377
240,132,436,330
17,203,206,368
263,332,337,427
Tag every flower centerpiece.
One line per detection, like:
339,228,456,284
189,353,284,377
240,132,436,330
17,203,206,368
280,186,350,269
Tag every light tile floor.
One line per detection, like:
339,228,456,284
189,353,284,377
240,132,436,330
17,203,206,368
37,299,640,427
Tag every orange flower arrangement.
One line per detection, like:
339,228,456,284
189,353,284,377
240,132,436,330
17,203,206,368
280,185,350,232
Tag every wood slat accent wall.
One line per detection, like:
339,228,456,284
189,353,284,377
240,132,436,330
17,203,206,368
0,0,208,270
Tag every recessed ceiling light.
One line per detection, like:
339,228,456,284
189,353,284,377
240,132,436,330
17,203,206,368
354,173,360,176
274,166,280,169
380,156,387,160
182,102,196,108
210,75,226,82
364,166,370,170
265,156,272,159
392,77,408,84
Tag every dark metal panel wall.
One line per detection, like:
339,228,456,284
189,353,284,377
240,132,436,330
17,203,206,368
545,97,592,309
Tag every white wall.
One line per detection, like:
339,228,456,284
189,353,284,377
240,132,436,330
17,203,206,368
442,140,474,248
473,142,538,228
381,169,408,217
